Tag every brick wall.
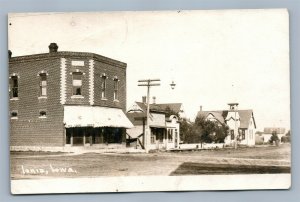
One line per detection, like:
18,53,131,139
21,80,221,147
63,56,127,110
9,56,65,146
9,52,128,147
93,59,127,111
64,57,92,105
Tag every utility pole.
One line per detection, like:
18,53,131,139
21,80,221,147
138,79,160,153
234,109,238,149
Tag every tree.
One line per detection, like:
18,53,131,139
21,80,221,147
269,131,279,146
179,118,196,143
192,116,229,144
281,130,290,143
214,123,229,143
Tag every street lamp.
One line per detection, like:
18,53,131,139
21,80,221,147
170,80,176,90
138,79,161,153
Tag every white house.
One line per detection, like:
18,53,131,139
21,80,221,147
126,97,181,151
197,103,256,146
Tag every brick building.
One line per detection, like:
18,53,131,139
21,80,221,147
9,43,133,151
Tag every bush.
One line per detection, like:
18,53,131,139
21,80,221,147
269,132,279,146
281,136,290,143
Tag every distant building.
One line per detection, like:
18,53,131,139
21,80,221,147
262,127,286,143
126,97,181,150
9,43,133,151
197,103,256,146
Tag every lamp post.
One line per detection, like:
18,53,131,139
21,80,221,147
138,79,160,153
170,80,176,90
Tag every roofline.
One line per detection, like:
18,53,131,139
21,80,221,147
197,109,253,114
135,101,168,113
252,112,257,129
150,103,183,105
9,51,127,68
206,112,225,124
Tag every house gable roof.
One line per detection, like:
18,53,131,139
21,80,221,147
153,103,183,114
133,102,182,114
197,109,256,129
134,102,163,113
197,110,227,124
238,110,256,128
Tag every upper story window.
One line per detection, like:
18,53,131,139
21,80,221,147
113,77,119,101
39,73,47,97
101,74,107,99
9,75,18,99
72,72,83,96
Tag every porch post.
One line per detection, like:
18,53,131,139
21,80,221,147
90,128,93,146
165,128,168,150
71,128,73,146
83,128,86,146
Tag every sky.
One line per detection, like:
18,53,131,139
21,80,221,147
8,9,290,131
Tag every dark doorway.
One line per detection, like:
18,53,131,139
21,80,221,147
73,128,84,145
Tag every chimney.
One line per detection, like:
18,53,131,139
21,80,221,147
8,50,12,59
200,105,202,111
48,43,58,53
152,96,156,104
142,96,147,104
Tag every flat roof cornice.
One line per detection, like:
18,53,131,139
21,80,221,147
9,51,127,68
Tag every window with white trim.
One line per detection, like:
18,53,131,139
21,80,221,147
101,74,107,99
151,131,155,144
72,72,83,95
230,130,234,140
168,129,173,142
39,110,47,118
39,73,47,97
113,77,119,101
9,76,18,98
242,129,245,140
11,110,18,119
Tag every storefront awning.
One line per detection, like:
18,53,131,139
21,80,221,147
64,106,134,128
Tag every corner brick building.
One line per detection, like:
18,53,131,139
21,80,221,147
9,43,133,151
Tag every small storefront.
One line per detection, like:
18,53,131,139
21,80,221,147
150,127,165,144
126,113,180,151
66,127,125,146
64,106,133,148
